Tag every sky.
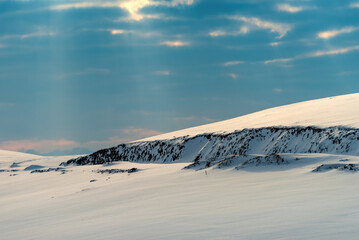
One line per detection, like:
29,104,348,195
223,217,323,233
1,0,359,155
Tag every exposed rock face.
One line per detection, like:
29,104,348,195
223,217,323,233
61,126,359,166
94,168,138,174
312,163,359,172
30,167,69,174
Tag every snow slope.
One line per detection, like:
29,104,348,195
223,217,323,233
141,93,359,141
64,126,359,166
63,93,359,167
0,150,43,164
3,94,359,239
3,152,359,240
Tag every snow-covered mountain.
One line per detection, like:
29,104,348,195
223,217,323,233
62,93,359,167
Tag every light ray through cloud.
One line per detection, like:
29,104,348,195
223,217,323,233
1,0,359,155
50,0,194,21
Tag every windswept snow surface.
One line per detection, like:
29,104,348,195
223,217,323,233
141,93,359,141
0,150,43,164
3,150,359,239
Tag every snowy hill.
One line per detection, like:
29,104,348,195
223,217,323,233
63,93,359,167
0,149,42,161
142,92,359,141
0,150,43,167
3,93,359,240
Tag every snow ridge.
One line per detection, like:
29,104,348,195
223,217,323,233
61,126,359,166
140,93,359,141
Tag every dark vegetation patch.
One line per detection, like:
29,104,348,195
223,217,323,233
0,169,19,172
236,153,288,169
60,126,359,172
313,163,359,172
94,168,139,174
30,167,69,174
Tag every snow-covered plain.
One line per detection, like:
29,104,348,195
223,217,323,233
3,93,359,239
2,151,359,239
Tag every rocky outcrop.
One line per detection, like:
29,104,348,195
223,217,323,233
61,126,359,166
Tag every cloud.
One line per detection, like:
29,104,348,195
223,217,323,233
0,31,55,40
272,88,283,93
265,45,359,64
202,117,215,122
265,57,294,64
84,137,133,148
50,0,194,21
229,16,291,39
317,26,358,39
115,13,179,22
49,2,115,11
118,0,156,21
208,30,226,37
269,42,281,46
122,127,163,138
155,70,171,75
56,68,110,79
80,127,163,150
84,28,161,38
208,26,249,37
170,116,215,123
337,71,353,76
0,137,134,155
276,4,303,13
228,73,238,79
223,61,244,66
350,2,359,8
163,0,194,7
110,29,127,35
0,127,163,154
308,46,359,57
135,31,162,38
159,40,189,47
0,139,78,154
